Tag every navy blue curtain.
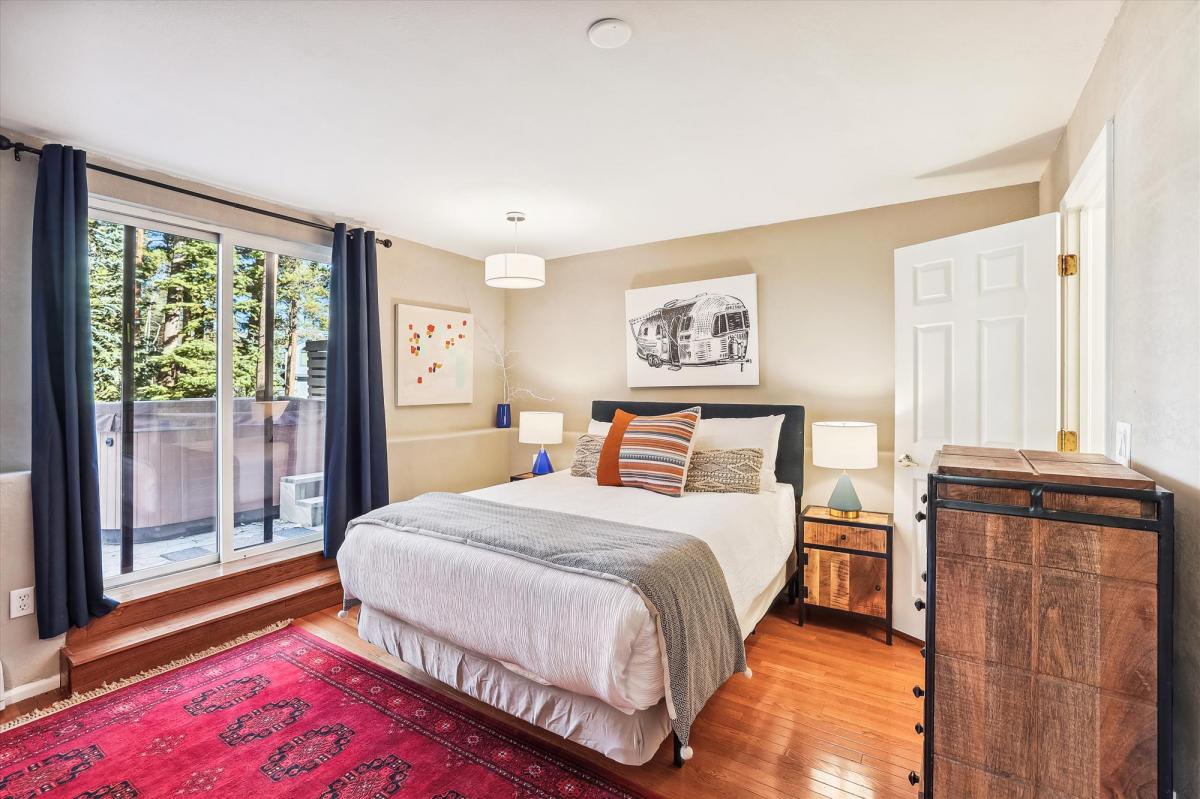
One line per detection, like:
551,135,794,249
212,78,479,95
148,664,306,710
31,145,117,639
323,224,389,558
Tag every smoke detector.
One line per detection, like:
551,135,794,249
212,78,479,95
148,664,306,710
588,18,632,49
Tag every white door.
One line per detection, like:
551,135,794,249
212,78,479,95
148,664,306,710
893,214,1059,639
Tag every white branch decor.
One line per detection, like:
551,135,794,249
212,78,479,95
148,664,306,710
478,322,553,404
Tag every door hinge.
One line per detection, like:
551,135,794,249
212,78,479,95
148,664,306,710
1057,429,1079,452
1058,253,1078,277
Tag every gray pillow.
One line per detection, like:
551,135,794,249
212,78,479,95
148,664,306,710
684,448,764,494
570,433,606,479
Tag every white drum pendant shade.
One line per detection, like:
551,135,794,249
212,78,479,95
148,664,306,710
485,252,545,289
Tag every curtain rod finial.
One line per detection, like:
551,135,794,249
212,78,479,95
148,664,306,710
378,238,393,248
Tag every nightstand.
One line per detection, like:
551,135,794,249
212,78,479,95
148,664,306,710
799,505,893,645
509,472,538,481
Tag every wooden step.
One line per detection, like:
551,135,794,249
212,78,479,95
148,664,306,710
62,569,342,693
70,552,335,645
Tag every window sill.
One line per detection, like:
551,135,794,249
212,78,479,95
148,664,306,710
108,539,325,604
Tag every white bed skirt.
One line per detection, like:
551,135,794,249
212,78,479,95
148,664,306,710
355,564,789,766
358,603,673,765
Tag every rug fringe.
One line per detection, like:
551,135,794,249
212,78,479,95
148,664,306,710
0,618,293,734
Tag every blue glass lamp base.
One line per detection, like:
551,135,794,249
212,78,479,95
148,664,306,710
531,447,554,475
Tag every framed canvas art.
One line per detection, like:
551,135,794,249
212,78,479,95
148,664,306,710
395,304,474,405
625,273,759,388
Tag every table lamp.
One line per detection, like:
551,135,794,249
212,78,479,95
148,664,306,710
519,411,563,475
812,421,878,519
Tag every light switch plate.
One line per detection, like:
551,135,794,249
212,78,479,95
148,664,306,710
1114,422,1132,467
9,587,34,618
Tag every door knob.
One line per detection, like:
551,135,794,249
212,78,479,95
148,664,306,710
913,685,924,698
915,723,924,735
915,511,927,522
908,772,920,785
898,454,919,468
921,493,928,503
914,598,926,611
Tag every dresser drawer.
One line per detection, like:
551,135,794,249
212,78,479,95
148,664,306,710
805,521,886,553
933,656,1035,780
933,756,1032,799
804,549,886,619
935,556,1033,670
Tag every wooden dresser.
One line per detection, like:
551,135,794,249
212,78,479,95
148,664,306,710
914,446,1174,799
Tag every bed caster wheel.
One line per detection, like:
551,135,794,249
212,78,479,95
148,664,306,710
743,666,753,679
337,610,349,619
679,746,694,761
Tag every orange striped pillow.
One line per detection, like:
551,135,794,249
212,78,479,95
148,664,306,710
616,406,702,497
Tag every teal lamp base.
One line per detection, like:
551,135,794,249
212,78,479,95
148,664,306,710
827,471,862,519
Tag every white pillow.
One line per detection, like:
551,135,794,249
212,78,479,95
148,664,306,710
587,419,613,436
691,415,785,491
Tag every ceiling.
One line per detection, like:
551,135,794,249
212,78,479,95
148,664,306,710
0,0,1120,260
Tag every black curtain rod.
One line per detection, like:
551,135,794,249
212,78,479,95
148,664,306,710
0,134,393,247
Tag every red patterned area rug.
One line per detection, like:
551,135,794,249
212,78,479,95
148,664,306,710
0,626,663,799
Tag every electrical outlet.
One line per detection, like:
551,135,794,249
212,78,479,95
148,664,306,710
1114,421,1132,467
9,587,34,618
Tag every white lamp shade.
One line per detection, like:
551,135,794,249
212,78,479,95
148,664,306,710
519,411,563,445
485,252,545,289
812,422,878,470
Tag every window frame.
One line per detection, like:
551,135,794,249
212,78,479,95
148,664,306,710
90,197,333,589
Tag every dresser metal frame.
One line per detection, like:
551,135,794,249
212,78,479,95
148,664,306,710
920,472,1175,798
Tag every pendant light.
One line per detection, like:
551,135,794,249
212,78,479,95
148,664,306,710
485,212,545,289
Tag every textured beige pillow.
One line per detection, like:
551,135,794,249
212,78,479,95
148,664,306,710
684,448,764,494
569,433,606,478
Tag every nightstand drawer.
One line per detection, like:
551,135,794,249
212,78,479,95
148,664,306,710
804,549,886,619
805,521,886,553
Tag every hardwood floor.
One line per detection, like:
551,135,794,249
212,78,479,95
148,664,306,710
299,602,924,799
2,600,923,799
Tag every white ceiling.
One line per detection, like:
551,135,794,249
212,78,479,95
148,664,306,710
0,0,1119,259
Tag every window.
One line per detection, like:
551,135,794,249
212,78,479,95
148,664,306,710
713,315,727,336
89,201,331,586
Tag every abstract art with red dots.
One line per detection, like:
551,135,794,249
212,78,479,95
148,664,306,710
394,304,474,406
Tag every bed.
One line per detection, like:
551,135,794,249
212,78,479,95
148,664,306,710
336,401,804,766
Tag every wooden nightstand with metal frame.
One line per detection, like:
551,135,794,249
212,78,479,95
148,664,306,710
798,505,894,645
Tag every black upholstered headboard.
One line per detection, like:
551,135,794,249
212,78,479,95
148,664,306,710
590,401,805,500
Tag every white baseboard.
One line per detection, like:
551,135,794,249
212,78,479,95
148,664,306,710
4,674,61,707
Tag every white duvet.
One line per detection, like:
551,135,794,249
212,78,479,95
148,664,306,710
337,472,795,714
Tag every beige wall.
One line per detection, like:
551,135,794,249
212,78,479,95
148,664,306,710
0,130,507,693
1040,2,1200,793
505,183,1041,638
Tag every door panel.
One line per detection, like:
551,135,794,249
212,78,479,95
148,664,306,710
893,213,1059,639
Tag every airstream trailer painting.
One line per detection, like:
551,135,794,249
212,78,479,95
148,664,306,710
629,293,750,369
624,274,759,388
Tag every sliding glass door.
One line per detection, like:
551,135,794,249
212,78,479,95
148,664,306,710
89,202,331,586
232,247,329,552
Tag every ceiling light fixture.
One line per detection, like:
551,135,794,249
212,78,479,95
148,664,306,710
484,212,545,289
588,18,632,49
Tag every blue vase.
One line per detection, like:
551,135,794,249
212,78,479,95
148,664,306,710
496,403,512,429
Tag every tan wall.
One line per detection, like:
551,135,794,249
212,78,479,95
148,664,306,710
506,183,1039,507
505,183,1040,640
1039,2,1200,792
0,130,507,693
